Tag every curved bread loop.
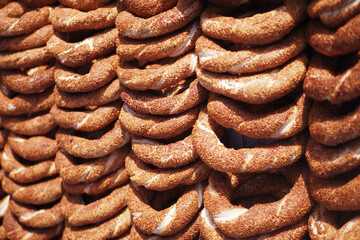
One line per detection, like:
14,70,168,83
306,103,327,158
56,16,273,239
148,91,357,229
9,199,63,228
116,0,204,39
1,145,57,183
1,112,56,136
50,102,121,132
129,214,201,239
3,209,64,240
116,21,201,62
0,6,50,37
132,135,198,169
51,2,121,32
200,0,306,45
128,182,205,236
207,0,249,7
0,24,54,52
121,79,208,115
308,0,360,27
54,80,122,109
0,86,55,116
54,55,118,93
119,104,200,139
192,108,307,173
0,1,26,15
2,176,63,205
125,151,211,191
304,52,360,104
61,184,128,227
308,204,360,240
63,166,129,195
58,0,111,11
20,0,57,7
55,147,128,184
1,65,55,94
117,52,197,91
200,208,308,240
309,171,360,211
56,119,130,159
309,100,360,146
196,27,306,75
0,46,53,69
196,54,308,104
207,91,311,139
306,137,360,178
122,0,176,18
204,164,312,238
306,15,360,56
63,208,131,240
7,133,58,161
46,28,118,67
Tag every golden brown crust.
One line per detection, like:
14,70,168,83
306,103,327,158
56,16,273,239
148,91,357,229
46,28,118,67
55,147,127,184
196,54,308,104
204,164,312,238
0,86,55,116
192,108,307,173
54,55,118,93
306,137,360,178
126,151,211,191
121,79,208,115
200,0,306,45
128,183,204,236
9,199,63,228
117,52,197,91
63,166,129,195
56,119,130,159
308,203,360,240
307,0,360,27
207,0,249,7
207,91,311,139
3,209,64,240
116,21,201,62
304,53,360,104
0,6,51,37
7,133,58,161
306,15,360,56
51,2,121,32
122,0,177,18
1,65,55,94
54,80,122,109
1,112,56,136
0,46,53,69
119,104,200,139
196,27,307,75
62,208,132,240
58,0,111,11
50,102,121,132
116,0,204,39
308,100,360,146
61,184,128,227
20,0,57,7
131,135,198,168
1,144,57,183
309,171,360,211
0,25,54,52
2,176,63,205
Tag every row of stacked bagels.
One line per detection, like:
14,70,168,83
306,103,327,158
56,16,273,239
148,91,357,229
0,0,359,239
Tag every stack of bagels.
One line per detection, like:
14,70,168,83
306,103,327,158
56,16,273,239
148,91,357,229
0,0,359,239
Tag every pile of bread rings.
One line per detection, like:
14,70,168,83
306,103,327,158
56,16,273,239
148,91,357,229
0,0,359,239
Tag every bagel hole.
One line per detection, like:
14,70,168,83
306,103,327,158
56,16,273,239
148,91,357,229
15,197,62,210
230,174,291,207
224,129,278,149
79,188,114,205
335,210,360,228
68,120,115,139
336,52,360,75
150,186,186,211
56,29,102,43
326,97,359,116
158,129,192,145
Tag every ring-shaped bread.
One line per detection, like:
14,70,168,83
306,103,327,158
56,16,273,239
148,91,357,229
192,108,307,173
